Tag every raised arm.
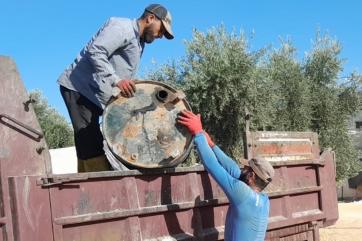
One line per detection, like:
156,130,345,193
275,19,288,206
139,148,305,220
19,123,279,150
203,131,241,179
212,145,241,179
177,111,251,204
194,133,251,204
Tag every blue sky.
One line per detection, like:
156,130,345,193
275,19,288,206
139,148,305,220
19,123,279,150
1,1,362,120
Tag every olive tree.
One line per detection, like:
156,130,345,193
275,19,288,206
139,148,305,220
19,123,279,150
147,27,362,181
29,90,74,149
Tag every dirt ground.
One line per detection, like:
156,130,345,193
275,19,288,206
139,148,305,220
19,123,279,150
319,202,362,241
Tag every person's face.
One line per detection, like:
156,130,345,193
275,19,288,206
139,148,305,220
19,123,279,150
142,14,165,44
239,166,254,185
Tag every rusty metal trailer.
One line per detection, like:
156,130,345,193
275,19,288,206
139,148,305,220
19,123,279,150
0,56,338,241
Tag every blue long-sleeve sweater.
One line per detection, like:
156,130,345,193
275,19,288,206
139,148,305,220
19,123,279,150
194,133,269,241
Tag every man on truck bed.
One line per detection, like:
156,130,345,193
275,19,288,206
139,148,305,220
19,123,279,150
177,110,274,241
57,4,174,172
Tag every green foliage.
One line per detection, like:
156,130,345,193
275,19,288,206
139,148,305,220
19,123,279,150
304,34,362,181
147,60,186,89
29,90,74,149
151,26,260,156
266,41,312,131
146,26,362,181
182,26,260,155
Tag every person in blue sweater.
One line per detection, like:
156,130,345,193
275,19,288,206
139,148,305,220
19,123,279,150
58,4,174,172
177,110,274,241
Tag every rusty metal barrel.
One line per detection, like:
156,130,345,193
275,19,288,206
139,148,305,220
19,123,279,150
102,80,193,169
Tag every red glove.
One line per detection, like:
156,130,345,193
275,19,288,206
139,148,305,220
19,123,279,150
116,80,136,97
177,110,203,135
203,131,215,147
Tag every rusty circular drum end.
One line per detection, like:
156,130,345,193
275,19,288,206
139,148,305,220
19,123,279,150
102,80,193,169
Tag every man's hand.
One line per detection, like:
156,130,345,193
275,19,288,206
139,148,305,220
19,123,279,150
116,80,136,97
177,110,203,135
203,131,215,148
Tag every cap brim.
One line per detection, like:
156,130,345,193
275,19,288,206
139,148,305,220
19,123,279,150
161,20,174,39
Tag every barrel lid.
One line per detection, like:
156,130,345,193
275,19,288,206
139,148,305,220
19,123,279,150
102,81,192,169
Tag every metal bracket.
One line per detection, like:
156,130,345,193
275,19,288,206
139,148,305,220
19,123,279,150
0,113,43,142
23,96,36,111
37,175,89,187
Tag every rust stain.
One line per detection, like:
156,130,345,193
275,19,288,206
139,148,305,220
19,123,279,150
122,123,141,138
147,107,170,122
258,143,312,155
127,154,136,163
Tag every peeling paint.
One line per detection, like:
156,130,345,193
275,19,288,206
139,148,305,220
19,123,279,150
0,147,9,159
22,176,35,231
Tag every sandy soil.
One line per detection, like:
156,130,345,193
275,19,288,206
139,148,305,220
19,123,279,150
320,202,362,241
